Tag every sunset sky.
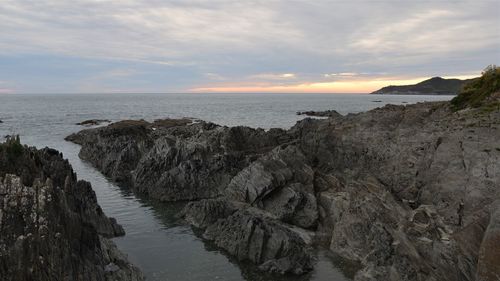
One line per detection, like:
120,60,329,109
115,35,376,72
0,0,498,94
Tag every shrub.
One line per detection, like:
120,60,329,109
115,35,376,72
4,135,24,160
450,65,500,111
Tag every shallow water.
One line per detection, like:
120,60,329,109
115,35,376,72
0,93,452,280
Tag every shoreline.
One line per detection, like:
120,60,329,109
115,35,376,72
65,96,500,280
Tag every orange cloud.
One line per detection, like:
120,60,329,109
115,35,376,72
190,74,478,94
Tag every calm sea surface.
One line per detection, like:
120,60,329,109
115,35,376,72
0,93,452,281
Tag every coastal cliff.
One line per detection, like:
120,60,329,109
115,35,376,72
0,137,143,281
66,68,500,280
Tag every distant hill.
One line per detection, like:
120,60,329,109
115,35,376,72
370,77,474,95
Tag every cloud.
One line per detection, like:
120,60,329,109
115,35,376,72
249,73,297,80
0,0,498,93
324,73,360,78
0,0,303,61
204,72,225,81
347,5,499,66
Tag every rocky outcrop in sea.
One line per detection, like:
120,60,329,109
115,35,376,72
0,136,143,281
296,110,342,117
76,119,112,126
66,74,500,280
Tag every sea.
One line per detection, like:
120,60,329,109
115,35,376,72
0,93,453,281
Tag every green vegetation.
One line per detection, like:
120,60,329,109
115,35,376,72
2,135,24,161
451,65,500,111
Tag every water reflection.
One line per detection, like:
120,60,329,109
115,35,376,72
111,182,355,281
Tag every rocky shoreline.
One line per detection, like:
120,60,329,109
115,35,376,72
0,136,143,281
65,70,500,280
66,103,500,280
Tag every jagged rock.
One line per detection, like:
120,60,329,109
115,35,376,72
0,138,143,281
68,95,500,279
225,145,318,229
181,199,314,274
202,208,313,274
291,101,500,281
476,206,500,281
181,198,239,228
66,119,290,201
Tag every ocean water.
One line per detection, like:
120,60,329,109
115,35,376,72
0,93,452,281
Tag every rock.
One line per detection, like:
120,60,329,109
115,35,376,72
297,110,342,118
476,206,500,281
66,119,290,201
293,101,500,280
0,137,143,281
181,198,239,228
76,119,111,126
225,145,318,229
68,84,500,279
181,200,314,274
202,208,313,275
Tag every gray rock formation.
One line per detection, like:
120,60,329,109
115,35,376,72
66,119,290,201
296,110,342,118
291,102,500,281
76,119,111,126
476,205,500,281
67,99,500,280
182,198,314,274
203,208,313,275
0,137,143,281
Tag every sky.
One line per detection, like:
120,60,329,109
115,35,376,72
0,0,499,94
